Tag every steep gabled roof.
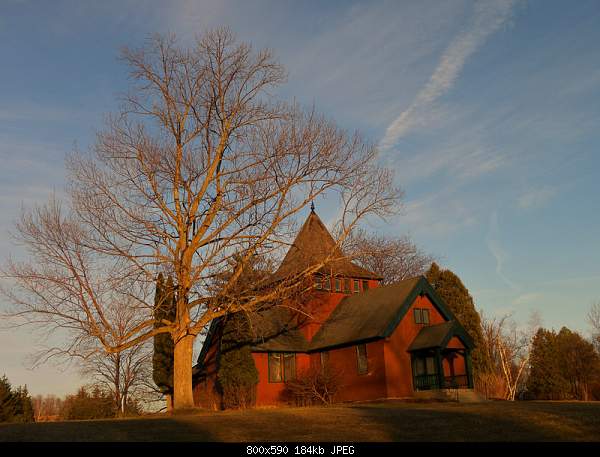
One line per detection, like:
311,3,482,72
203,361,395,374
248,306,309,352
308,276,473,351
272,210,381,281
309,277,421,350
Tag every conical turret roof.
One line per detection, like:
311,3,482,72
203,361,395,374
273,210,381,281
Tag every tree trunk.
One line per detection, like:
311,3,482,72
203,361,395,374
173,334,195,410
114,353,121,415
165,393,173,412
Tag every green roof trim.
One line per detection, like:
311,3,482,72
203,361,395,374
381,276,458,338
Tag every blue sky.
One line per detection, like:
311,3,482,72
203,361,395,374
1,0,599,396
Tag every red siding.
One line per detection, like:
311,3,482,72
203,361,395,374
328,340,387,402
383,294,446,398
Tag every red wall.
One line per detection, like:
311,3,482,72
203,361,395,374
383,294,447,398
327,340,387,402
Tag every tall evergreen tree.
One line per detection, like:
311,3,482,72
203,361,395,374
0,376,35,423
217,312,259,409
19,386,35,423
0,375,16,423
153,273,176,411
425,263,491,377
527,328,569,399
556,327,599,400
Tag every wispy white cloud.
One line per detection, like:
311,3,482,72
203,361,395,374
381,0,517,148
486,210,519,290
512,292,543,306
391,134,507,185
517,186,558,210
399,188,479,238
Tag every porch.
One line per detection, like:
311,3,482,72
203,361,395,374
408,321,474,392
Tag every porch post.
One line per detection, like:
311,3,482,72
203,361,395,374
435,348,445,389
465,349,474,389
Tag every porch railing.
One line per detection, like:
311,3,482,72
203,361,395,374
414,374,470,390
413,374,440,391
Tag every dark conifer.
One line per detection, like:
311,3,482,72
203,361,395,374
425,263,491,377
152,273,175,408
0,375,16,422
217,312,259,409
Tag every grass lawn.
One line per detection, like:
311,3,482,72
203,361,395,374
1,400,600,442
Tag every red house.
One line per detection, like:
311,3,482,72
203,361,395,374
193,210,475,408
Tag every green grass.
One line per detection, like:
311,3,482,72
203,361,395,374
1,401,600,442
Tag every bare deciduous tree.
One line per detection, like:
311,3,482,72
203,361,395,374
479,310,539,400
588,302,600,352
32,394,63,422
1,29,399,410
344,229,434,284
80,343,151,416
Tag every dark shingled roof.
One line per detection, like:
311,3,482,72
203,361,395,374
407,321,457,351
248,306,309,352
272,211,381,281
309,277,422,350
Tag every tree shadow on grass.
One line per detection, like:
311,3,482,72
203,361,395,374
0,415,217,442
344,402,600,442
2,402,599,442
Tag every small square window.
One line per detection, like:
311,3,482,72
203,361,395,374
269,353,296,382
283,353,296,381
414,308,422,324
422,309,430,325
269,353,282,382
353,279,360,293
315,276,322,289
357,344,368,375
320,351,330,369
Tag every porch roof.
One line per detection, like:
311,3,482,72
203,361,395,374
408,320,474,352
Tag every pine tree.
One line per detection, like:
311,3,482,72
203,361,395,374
0,376,35,423
217,312,259,409
153,273,176,410
555,327,599,400
20,386,35,423
425,263,491,378
527,328,568,399
0,375,16,423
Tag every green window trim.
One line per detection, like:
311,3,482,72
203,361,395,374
335,278,342,292
314,276,322,289
353,279,360,293
413,308,430,325
268,352,296,383
356,344,368,375
320,351,330,369
343,278,351,294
